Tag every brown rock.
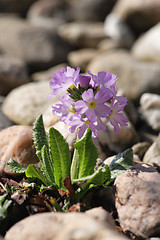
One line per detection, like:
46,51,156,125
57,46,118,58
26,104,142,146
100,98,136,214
0,125,40,175
115,163,160,238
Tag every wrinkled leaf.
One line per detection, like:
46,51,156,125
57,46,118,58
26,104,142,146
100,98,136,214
109,148,133,181
26,164,50,186
0,194,12,223
72,129,98,179
7,159,27,173
49,127,71,189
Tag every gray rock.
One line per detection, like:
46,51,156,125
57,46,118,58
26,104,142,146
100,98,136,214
104,13,135,48
0,56,29,96
115,163,160,238
87,50,160,102
0,16,70,72
31,63,67,82
5,210,128,240
68,48,97,72
0,109,13,131
140,93,160,131
112,0,160,33
132,23,160,64
71,0,116,22
59,22,106,48
27,0,70,29
1,81,58,125
143,133,160,167
132,141,151,160
0,0,36,16
0,125,40,175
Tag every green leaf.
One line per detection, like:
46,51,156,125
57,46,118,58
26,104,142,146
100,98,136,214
73,129,98,179
41,145,55,184
26,164,50,186
0,194,12,223
109,148,133,181
49,127,71,189
70,147,79,180
72,165,110,199
33,114,49,162
7,159,27,173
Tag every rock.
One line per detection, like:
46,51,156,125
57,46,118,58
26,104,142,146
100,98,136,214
31,63,67,82
71,0,116,22
0,56,29,96
132,141,151,160
59,22,106,48
143,134,160,167
111,0,160,33
87,50,160,102
5,210,128,240
115,163,160,238
0,125,40,175
1,81,60,125
0,0,36,16
140,93,160,131
104,13,135,48
0,110,13,131
27,0,70,29
0,16,70,72
132,23,160,64
98,38,120,51
68,48,97,72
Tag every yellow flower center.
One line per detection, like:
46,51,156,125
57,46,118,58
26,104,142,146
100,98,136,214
69,84,75,90
109,111,114,118
69,108,76,114
85,120,90,125
88,101,96,108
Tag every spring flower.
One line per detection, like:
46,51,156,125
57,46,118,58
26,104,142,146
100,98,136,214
75,88,112,123
49,66,80,97
78,75,91,88
52,94,76,124
69,116,100,138
106,98,128,134
88,71,117,90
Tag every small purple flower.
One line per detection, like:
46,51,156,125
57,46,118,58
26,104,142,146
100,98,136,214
88,71,117,90
69,116,100,138
75,88,112,123
49,66,80,97
106,99,128,134
78,75,91,88
52,94,76,124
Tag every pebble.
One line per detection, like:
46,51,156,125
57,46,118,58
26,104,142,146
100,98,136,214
0,125,40,175
140,93,160,131
5,208,128,240
143,133,160,167
115,163,160,238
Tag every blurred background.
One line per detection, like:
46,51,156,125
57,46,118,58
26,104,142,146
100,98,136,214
0,0,160,137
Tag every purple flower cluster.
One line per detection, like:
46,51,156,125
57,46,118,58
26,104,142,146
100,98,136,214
49,66,128,138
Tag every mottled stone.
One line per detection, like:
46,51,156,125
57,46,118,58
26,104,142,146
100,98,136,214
115,163,160,238
132,23,160,64
143,134,160,167
132,142,151,160
59,22,106,48
1,81,59,125
140,93,160,131
5,209,128,240
0,125,40,175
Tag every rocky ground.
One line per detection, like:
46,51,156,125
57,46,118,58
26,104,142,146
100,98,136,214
0,0,160,239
